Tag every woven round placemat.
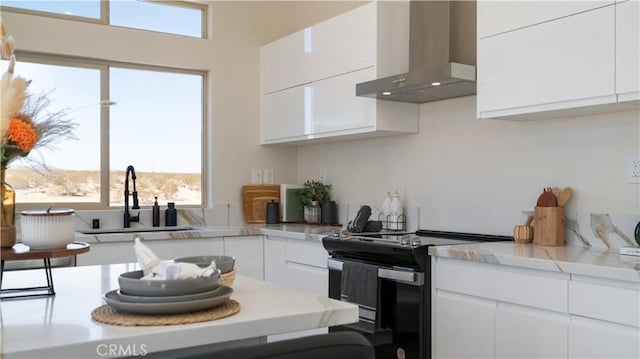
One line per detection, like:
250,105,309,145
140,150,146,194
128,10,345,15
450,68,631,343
91,299,240,326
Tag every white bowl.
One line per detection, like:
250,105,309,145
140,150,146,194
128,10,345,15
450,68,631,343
20,208,75,250
174,255,235,274
118,270,220,297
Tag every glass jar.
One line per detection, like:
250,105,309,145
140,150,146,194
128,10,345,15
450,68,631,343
304,201,321,224
1,168,16,248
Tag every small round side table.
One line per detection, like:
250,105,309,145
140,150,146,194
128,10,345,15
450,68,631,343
0,242,90,300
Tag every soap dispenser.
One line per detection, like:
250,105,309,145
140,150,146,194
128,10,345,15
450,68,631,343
389,190,402,230
152,197,160,227
382,192,392,229
165,202,177,227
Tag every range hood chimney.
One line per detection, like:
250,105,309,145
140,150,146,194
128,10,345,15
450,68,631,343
356,0,476,104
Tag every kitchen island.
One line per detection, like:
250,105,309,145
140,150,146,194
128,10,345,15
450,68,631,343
0,263,358,359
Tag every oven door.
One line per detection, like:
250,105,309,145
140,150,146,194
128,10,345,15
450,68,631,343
327,258,429,359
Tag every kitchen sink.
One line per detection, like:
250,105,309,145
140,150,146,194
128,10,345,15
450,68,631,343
78,226,197,235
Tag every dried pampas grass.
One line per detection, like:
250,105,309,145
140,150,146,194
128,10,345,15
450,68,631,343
2,35,14,59
0,73,30,144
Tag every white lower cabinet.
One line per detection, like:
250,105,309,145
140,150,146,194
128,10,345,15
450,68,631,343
264,235,328,296
264,236,287,287
223,236,264,280
432,256,639,359
77,236,265,281
264,234,329,342
495,303,568,359
433,290,495,359
76,238,224,266
569,316,640,359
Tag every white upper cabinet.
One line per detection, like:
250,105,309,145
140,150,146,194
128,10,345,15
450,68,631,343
616,0,640,101
478,1,613,38
261,4,376,95
260,1,418,144
478,5,615,118
308,3,377,83
261,30,313,94
261,67,418,144
477,1,639,120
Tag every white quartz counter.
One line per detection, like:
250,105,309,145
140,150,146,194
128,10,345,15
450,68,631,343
74,226,263,243
73,224,340,244
0,264,357,358
260,224,340,242
429,242,640,283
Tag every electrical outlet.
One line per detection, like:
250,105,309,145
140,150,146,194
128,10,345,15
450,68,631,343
251,169,263,184
263,169,274,184
628,156,640,183
319,168,327,184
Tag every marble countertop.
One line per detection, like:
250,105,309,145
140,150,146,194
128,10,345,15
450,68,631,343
429,242,640,283
73,225,262,243
74,224,341,244
260,223,341,242
0,263,357,359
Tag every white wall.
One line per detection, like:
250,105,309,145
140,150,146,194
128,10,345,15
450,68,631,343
297,95,640,235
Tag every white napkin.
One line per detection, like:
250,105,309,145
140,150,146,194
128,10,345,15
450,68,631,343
134,237,218,280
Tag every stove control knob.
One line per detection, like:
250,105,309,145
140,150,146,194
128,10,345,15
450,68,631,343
412,238,422,246
400,237,411,245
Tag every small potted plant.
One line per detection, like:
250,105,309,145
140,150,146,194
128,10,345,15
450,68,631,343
299,180,331,223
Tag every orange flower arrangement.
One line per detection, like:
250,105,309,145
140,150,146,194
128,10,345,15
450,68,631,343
3,116,37,165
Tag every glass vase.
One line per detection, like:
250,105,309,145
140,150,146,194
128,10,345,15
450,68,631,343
304,201,321,224
1,168,16,248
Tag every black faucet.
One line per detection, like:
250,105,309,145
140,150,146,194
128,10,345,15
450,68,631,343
124,165,140,228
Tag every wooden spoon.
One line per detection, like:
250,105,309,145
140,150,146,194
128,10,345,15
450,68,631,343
557,187,573,207
551,187,560,199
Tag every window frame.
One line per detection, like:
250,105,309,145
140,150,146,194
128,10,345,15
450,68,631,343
14,51,208,211
0,0,208,39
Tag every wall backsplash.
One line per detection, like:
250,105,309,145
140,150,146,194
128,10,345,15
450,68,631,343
297,95,640,239
566,212,640,249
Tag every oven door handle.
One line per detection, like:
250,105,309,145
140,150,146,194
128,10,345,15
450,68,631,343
327,258,424,286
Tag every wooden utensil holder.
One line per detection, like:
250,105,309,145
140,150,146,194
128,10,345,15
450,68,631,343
533,207,565,246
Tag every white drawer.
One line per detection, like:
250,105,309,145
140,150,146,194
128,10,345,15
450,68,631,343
285,240,327,268
434,257,569,313
569,276,640,327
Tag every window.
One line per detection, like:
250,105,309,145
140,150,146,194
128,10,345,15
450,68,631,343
0,0,206,38
110,1,204,38
2,0,208,209
6,57,205,208
109,67,203,206
6,59,102,204
0,1,101,19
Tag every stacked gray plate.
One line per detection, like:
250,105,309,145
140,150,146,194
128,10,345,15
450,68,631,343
105,269,231,314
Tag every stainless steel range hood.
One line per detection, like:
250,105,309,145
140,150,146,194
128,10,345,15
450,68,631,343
356,0,477,104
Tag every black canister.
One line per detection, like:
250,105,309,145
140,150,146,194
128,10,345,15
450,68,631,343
266,200,280,224
321,200,337,224
165,202,177,226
